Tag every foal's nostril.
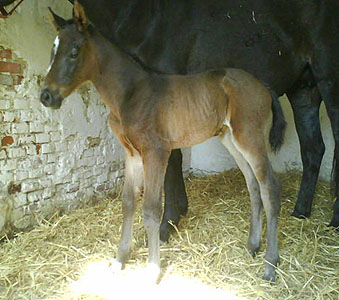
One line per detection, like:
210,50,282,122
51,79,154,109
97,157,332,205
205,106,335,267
40,89,53,107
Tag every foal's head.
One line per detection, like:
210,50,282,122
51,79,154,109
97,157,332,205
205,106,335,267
40,1,95,109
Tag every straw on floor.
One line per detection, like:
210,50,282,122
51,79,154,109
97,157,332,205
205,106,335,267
0,169,338,300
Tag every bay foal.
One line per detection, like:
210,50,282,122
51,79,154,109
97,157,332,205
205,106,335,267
41,2,285,282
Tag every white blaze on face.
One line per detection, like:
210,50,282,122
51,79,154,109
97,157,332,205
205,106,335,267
47,36,60,73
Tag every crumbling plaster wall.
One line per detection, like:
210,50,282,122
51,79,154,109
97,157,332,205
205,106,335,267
0,0,124,236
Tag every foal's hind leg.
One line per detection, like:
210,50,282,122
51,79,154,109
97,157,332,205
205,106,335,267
219,132,263,256
225,131,281,281
116,151,144,267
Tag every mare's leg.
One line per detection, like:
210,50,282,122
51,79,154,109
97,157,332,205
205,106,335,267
310,15,339,227
287,85,324,219
219,132,263,256
143,149,170,280
312,33,339,226
228,131,281,281
116,151,144,266
161,149,188,242
316,80,339,227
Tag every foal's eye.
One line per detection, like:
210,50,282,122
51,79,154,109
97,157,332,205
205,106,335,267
70,48,79,59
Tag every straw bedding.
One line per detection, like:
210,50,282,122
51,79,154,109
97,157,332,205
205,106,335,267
0,169,338,299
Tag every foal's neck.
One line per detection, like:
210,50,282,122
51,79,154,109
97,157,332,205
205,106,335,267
90,30,147,112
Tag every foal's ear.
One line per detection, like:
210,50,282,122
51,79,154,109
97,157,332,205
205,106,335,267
47,7,67,31
73,0,89,32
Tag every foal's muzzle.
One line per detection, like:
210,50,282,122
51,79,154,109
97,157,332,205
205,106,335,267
40,88,62,109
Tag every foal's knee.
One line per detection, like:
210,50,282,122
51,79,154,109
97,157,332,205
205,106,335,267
122,183,137,212
122,196,136,216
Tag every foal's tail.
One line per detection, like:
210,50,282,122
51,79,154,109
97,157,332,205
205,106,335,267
269,93,287,153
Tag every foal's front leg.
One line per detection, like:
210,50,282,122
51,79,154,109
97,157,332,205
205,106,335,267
143,149,170,281
116,151,144,267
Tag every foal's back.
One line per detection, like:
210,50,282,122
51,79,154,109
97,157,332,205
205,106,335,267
121,68,272,150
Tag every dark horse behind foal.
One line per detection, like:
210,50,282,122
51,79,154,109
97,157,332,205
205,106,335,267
68,0,339,235
41,2,286,282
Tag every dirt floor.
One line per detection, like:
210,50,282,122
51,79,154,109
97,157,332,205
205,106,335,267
0,169,338,300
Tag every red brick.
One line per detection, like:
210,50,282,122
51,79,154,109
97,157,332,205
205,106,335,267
0,49,12,59
0,61,22,74
1,136,14,147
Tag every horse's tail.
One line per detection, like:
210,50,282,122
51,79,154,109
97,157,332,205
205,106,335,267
269,92,287,153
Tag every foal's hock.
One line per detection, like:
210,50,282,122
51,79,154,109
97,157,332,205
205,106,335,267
41,1,284,282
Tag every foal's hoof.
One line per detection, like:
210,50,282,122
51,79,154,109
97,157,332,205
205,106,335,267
248,250,257,258
144,263,161,284
262,269,276,282
263,263,278,282
109,260,123,274
247,242,260,258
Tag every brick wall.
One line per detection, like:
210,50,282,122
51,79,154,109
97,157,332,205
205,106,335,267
0,48,23,86
0,47,125,236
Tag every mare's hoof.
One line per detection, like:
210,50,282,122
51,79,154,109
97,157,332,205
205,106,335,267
291,209,310,219
160,223,171,243
160,218,179,242
328,217,339,229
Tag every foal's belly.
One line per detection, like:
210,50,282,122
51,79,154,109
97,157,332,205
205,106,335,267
168,129,222,149
156,104,226,149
